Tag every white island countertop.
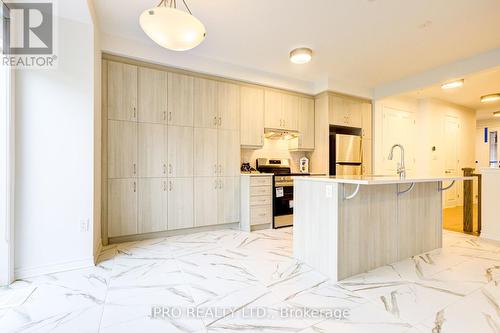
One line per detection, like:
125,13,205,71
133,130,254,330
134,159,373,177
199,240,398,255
293,174,473,185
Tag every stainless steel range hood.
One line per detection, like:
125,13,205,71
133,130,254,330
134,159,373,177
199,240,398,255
264,128,300,140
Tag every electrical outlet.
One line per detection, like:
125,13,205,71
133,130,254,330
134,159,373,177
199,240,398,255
325,185,333,198
80,219,89,232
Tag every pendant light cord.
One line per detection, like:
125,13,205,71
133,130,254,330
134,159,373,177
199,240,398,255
156,0,192,15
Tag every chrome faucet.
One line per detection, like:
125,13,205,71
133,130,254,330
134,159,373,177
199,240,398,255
388,144,406,179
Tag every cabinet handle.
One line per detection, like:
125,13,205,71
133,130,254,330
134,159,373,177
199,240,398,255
218,117,222,126
133,163,136,175
169,163,173,175
133,181,136,193
213,116,217,126
163,163,167,175
218,164,222,175
169,181,173,191
163,111,167,121
163,181,167,191
168,111,172,122
214,164,217,175
133,107,136,119
219,180,223,189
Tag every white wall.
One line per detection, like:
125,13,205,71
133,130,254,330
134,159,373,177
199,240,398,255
14,17,96,278
476,118,500,169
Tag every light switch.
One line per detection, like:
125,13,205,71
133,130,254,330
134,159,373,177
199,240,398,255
325,185,333,198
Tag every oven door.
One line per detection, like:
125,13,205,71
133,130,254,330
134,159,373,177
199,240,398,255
273,185,294,228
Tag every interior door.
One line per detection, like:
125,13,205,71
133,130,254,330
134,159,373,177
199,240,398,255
108,120,137,178
167,73,194,126
194,128,218,177
107,61,137,121
167,178,194,230
194,77,218,128
138,123,166,177
218,82,240,130
108,179,137,237
167,126,194,177
444,116,459,208
138,67,167,123
218,177,240,224
138,178,166,233
194,177,218,227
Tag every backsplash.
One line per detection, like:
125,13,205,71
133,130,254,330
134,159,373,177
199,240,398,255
241,139,312,173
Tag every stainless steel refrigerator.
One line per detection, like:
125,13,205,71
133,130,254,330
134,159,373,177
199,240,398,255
330,134,362,175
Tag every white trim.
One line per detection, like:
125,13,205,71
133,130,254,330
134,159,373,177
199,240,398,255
14,257,95,280
480,232,500,243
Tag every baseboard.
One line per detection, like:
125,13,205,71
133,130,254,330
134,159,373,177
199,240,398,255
108,222,240,244
480,232,500,243
15,257,95,280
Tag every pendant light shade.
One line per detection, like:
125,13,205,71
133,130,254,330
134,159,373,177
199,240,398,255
140,1,206,51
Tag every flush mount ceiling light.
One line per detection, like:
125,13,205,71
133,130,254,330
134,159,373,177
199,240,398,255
441,79,464,89
481,93,500,103
140,0,206,51
290,48,313,64
494,111,500,117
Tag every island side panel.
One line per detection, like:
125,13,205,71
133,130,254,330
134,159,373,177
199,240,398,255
293,179,340,281
337,184,398,280
397,182,442,260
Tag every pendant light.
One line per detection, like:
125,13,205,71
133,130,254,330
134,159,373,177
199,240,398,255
140,0,206,51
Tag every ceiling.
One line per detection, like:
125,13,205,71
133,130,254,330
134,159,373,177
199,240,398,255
404,67,500,120
94,0,500,93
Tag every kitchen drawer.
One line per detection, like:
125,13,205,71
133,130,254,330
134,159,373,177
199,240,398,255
250,205,272,225
250,195,272,206
250,176,272,187
250,185,272,197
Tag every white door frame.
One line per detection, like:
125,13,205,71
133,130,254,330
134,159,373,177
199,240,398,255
0,47,15,285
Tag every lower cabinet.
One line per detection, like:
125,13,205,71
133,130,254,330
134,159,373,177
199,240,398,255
108,179,138,237
240,174,273,231
218,177,240,224
167,178,194,230
194,177,219,227
138,178,167,233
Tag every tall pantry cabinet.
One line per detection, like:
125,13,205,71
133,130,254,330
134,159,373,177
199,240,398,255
103,59,240,241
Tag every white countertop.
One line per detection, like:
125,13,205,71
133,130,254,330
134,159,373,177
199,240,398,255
293,175,473,185
240,173,273,177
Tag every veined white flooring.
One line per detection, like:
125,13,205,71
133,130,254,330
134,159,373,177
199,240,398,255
0,228,499,332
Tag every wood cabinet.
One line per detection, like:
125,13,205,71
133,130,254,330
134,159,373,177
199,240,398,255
167,178,194,230
362,102,372,139
194,128,218,177
240,175,273,231
108,179,137,237
138,178,167,233
138,67,167,123
329,95,362,128
138,123,166,177
218,82,240,130
240,86,264,148
264,90,299,130
218,129,240,177
289,97,314,151
108,120,137,178
194,77,217,128
108,62,137,121
282,94,299,131
167,126,193,177
362,139,372,175
218,177,240,224
194,177,218,227
168,73,194,126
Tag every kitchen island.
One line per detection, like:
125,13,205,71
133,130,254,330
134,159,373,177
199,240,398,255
293,175,472,281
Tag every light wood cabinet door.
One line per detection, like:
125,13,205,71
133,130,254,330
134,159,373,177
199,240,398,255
347,100,362,128
282,94,299,131
329,95,345,126
362,102,372,139
108,62,138,122
138,67,167,123
138,178,167,233
194,77,218,128
108,179,137,237
194,177,218,227
168,73,194,126
108,120,137,178
295,97,315,150
167,126,193,177
218,129,240,177
138,123,166,177
218,82,240,130
194,128,218,177
264,90,283,129
167,178,194,230
218,177,240,224
362,139,372,175
240,86,264,147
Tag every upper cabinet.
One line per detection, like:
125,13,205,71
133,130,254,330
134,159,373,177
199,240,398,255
264,90,299,131
361,102,372,139
329,95,362,128
194,77,218,128
289,97,315,151
108,62,138,121
138,67,167,123
168,73,194,126
218,82,240,130
240,86,264,148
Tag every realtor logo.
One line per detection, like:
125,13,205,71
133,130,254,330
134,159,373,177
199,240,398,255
1,0,57,68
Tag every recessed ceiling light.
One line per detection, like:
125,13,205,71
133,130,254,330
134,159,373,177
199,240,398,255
481,93,500,103
441,79,464,89
290,48,313,64
494,111,500,117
